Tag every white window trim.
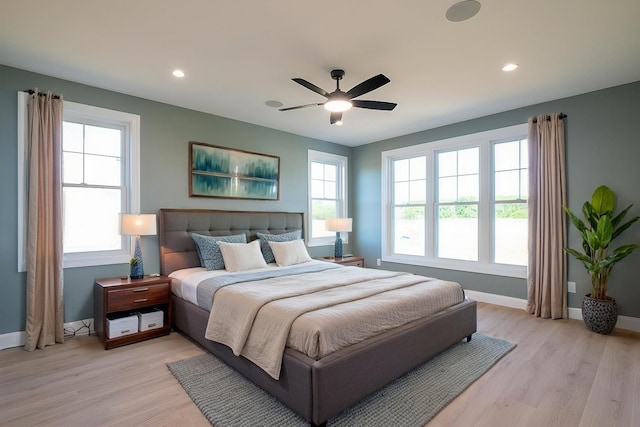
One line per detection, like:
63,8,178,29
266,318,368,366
381,124,528,279
17,92,141,270
307,150,348,247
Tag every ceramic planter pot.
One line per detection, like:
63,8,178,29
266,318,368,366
582,294,617,334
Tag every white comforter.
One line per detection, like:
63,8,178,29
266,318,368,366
200,265,464,380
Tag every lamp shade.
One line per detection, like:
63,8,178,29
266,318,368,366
119,214,157,236
325,218,352,233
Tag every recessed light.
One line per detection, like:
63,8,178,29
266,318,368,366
502,63,519,72
172,69,185,78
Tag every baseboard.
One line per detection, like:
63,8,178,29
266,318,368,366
0,318,95,351
465,290,640,333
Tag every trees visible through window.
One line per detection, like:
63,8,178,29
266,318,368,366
308,150,348,247
18,94,140,270
382,124,528,278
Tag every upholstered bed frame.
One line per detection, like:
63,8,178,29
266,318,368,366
159,208,477,426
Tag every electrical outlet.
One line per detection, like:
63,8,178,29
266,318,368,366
376,258,381,266
568,281,576,293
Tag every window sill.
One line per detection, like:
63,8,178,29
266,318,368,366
63,252,131,269
381,255,527,279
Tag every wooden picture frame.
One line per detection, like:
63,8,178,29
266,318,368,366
189,142,280,200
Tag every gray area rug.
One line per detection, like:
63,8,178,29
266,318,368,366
167,333,515,427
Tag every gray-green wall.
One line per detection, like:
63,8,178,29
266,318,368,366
2,63,639,336
0,65,352,334
353,80,640,318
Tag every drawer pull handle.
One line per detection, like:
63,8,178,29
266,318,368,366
133,298,148,303
133,287,149,292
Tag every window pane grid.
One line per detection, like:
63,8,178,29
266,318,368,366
392,156,426,256
308,153,347,243
62,120,125,255
492,138,528,266
382,124,528,275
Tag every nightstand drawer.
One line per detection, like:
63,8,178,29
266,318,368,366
107,283,170,312
341,259,364,267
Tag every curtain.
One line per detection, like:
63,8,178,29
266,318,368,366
24,90,65,351
526,113,567,319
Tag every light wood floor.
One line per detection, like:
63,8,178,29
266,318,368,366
1,303,638,427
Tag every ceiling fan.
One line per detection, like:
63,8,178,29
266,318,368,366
280,69,397,125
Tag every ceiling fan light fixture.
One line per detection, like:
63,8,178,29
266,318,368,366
324,99,352,113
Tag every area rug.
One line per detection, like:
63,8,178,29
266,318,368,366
167,333,515,427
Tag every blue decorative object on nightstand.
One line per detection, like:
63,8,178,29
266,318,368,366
333,232,344,258
130,237,145,279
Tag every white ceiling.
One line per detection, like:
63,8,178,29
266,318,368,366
2,0,639,147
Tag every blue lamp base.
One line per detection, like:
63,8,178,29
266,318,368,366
130,236,145,279
334,232,343,258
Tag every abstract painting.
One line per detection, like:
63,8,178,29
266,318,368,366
189,142,280,200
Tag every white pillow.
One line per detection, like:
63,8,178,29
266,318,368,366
217,240,268,272
268,239,312,266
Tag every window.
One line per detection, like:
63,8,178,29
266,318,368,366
18,93,140,270
382,124,528,278
307,150,348,247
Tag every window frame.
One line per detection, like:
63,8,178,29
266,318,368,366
381,124,528,278
17,92,140,270
307,150,348,247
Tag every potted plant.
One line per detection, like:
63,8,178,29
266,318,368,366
564,185,640,334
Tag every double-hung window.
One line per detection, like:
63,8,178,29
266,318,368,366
382,124,528,278
307,150,348,246
18,93,140,270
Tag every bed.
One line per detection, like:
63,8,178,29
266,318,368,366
159,208,477,426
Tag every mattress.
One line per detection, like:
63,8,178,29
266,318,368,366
170,261,465,379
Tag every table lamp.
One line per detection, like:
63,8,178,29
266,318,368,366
325,218,352,258
120,213,157,279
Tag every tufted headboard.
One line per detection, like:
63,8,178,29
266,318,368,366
158,208,304,275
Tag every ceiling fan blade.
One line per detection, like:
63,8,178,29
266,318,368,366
279,103,323,111
292,78,330,98
330,112,343,125
345,74,390,99
352,100,397,111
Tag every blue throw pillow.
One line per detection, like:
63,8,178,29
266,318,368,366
191,233,247,270
256,230,302,264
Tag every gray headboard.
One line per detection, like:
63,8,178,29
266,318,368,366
158,208,304,275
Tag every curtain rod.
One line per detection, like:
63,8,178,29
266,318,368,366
22,89,62,99
532,113,566,123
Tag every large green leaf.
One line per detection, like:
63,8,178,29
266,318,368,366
595,215,613,248
607,244,640,264
563,206,586,233
582,202,599,229
564,247,594,269
591,185,615,216
612,214,640,240
611,204,632,228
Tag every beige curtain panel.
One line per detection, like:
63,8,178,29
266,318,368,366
526,113,567,319
25,90,65,351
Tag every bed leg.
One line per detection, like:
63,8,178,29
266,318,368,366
466,334,472,342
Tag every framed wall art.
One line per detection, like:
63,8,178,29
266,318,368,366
189,142,280,200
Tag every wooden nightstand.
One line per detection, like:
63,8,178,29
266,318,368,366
317,256,365,267
94,276,172,350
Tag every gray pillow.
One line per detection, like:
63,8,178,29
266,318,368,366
256,230,302,263
191,233,247,270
